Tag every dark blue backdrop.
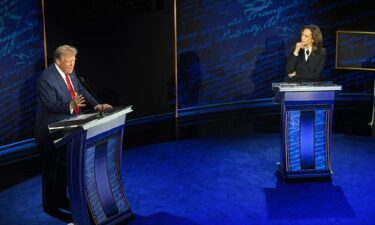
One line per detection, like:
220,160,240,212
0,0,44,147
1,0,375,152
176,0,375,109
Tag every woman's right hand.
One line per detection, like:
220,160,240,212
294,42,305,55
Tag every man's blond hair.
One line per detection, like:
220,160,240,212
53,45,78,62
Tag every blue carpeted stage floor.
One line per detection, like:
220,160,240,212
1,130,374,225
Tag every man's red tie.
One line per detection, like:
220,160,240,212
65,73,80,114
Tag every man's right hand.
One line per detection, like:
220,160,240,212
70,94,86,110
288,71,296,78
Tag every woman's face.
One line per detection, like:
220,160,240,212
301,28,314,48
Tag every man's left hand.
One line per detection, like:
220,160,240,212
95,104,113,111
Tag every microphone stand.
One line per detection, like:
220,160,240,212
79,76,105,117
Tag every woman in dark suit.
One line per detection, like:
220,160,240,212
287,25,326,82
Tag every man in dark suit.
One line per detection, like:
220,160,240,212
287,25,326,82
35,45,112,221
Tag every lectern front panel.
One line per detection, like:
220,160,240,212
286,107,330,173
85,127,131,224
273,83,340,178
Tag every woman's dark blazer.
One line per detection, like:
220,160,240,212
286,47,326,82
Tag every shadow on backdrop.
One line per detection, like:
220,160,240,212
176,51,203,109
251,36,286,99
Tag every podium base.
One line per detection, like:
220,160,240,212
106,211,134,225
285,170,332,179
276,162,332,179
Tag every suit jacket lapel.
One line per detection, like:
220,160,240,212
52,65,72,101
70,73,80,92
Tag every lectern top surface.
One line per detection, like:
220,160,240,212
272,82,342,92
48,106,132,131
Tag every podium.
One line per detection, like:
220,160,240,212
272,83,342,179
48,106,134,224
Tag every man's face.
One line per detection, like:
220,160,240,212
301,28,314,47
56,54,76,74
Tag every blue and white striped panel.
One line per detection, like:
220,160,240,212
85,145,106,224
315,110,327,170
288,111,301,172
107,137,129,213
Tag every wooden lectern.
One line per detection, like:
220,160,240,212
48,106,133,224
273,83,342,179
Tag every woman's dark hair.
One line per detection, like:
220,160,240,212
301,25,323,53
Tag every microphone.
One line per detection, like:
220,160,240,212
79,76,102,103
79,76,105,116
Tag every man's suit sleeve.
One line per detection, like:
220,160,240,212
37,76,71,115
